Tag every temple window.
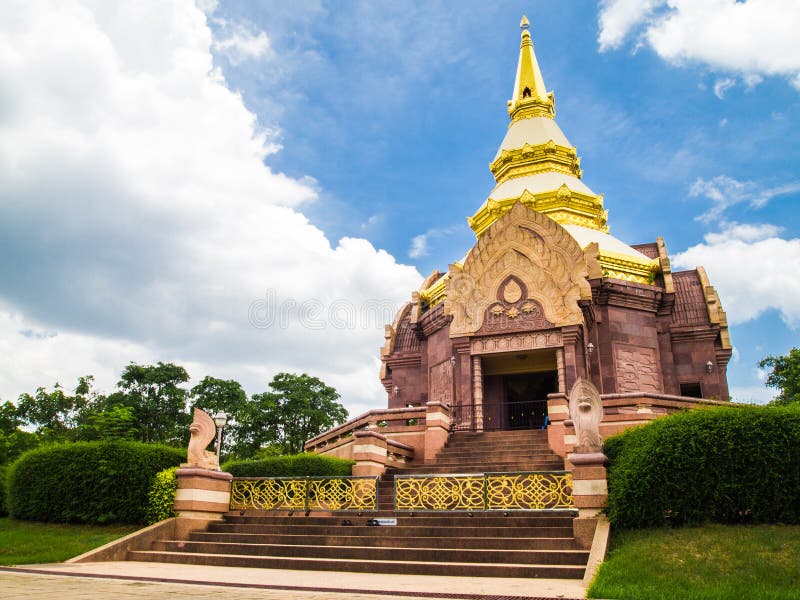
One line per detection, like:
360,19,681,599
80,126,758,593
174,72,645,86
522,86,531,98
680,382,703,398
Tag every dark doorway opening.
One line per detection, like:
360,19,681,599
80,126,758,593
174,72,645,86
481,370,557,430
503,372,557,429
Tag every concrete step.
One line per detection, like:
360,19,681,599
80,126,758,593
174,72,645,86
388,465,563,474
440,442,554,451
189,532,579,550
223,514,575,527
127,550,586,579
206,523,576,538
450,429,547,440
434,447,555,457
152,540,590,566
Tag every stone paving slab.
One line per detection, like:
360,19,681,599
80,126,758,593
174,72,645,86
0,562,586,599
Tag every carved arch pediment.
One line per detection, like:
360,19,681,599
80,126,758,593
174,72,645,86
444,202,590,337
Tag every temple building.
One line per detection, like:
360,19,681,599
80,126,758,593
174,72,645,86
377,16,732,437
147,18,738,580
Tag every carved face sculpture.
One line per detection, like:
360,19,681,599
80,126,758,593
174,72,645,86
569,378,603,453
186,407,218,470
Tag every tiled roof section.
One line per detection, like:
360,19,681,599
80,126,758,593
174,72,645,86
395,315,421,353
672,270,709,326
631,242,659,260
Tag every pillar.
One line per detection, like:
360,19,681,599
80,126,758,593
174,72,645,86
352,430,388,476
567,451,608,549
424,401,451,461
174,468,233,520
472,355,483,431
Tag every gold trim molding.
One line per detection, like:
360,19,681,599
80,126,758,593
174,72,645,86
490,140,582,183
469,185,609,237
471,330,563,355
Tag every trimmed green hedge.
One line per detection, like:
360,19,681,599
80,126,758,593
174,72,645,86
605,405,800,528
7,441,185,524
144,467,178,525
222,452,354,477
0,465,7,517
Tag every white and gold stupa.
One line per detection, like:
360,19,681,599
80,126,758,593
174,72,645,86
422,17,658,307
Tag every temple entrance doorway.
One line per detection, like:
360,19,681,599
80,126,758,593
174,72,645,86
481,350,558,431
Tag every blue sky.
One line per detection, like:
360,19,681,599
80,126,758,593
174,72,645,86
0,0,798,412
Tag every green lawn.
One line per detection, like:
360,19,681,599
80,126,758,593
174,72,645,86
0,518,138,565
588,524,800,600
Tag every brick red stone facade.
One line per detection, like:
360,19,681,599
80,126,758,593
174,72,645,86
381,250,731,417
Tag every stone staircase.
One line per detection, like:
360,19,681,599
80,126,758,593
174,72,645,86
129,429,589,578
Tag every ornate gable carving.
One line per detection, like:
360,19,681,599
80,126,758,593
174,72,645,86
445,202,590,337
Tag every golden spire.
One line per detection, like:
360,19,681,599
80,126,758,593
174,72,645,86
508,16,555,121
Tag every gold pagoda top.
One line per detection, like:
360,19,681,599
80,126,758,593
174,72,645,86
507,16,555,122
421,18,659,307
469,16,609,237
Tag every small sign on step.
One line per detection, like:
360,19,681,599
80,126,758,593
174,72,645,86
366,518,397,526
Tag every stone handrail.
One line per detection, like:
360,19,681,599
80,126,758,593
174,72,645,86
600,392,730,407
305,406,427,452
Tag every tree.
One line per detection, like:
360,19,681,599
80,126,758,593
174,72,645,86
190,376,247,457
247,373,348,455
16,378,92,439
74,404,139,441
759,347,800,405
0,401,21,436
0,400,39,464
116,362,190,444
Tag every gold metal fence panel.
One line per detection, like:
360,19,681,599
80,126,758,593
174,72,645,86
230,478,307,511
308,477,377,511
485,472,573,510
394,475,485,511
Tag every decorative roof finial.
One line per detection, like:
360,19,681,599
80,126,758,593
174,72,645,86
507,16,555,121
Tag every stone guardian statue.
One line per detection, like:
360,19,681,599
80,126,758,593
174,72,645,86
185,407,219,470
568,378,603,453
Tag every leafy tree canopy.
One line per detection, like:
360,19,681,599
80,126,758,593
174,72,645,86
759,347,800,405
190,376,248,455
116,362,190,444
16,377,93,438
248,373,348,455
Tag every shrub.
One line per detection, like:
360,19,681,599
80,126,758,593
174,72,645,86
222,452,354,478
605,405,800,528
6,441,184,524
144,466,178,525
0,465,7,517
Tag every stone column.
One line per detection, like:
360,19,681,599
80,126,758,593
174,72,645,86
174,468,233,520
472,355,484,431
352,430,388,477
424,401,451,462
546,392,570,459
556,348,566,393
567,451,608,549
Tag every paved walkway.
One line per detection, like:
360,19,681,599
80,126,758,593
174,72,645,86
0,562,586,599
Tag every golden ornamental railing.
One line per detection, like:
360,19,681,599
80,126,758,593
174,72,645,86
230,476,378,512
394,471,573,512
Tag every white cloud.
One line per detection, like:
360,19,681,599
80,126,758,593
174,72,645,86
409,234,429,259
713,77,735,99
729,384,775,405
673,223,800,326
0,1,421,413
598,0,661,51
213,22,272,64
407,226,461,260
702,222,783,245
598,0,800,90
689,175,800,222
